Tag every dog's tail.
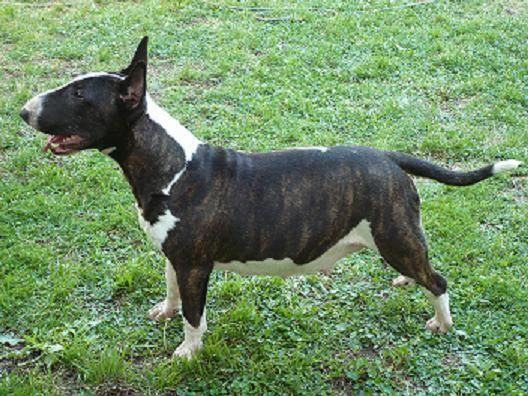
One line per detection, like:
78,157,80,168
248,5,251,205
385,151,522,186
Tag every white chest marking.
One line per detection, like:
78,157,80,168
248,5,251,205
214,219,377,277
145,95,202,195
135,96,202,247
137,207,180,250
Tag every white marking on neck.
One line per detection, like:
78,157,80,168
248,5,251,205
137,207,180,250
214,219,377,277
145,94,202,195
492,159,522,175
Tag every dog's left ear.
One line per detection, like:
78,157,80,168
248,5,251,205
121,36,148,75
120,61,146,109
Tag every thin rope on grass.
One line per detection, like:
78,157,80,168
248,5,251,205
0,1,76,7
227,5,337,15
212,0,438,17
256,17,303,23
364,0,437,13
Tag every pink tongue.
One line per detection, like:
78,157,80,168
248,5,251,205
43,136,54,152
43,135,67,152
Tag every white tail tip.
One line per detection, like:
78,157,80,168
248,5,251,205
492,159,522,175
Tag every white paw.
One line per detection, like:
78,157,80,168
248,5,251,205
172,340,202,360
392,275,415,287
426,316,452,333
148,299,180,321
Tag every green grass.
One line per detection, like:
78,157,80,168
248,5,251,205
1,0,527,394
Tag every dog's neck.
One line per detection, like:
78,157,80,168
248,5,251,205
112,94,202,208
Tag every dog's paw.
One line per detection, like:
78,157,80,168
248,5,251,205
426,316,452,333
172,340,203,360
392,275,415,287
148,299,180,321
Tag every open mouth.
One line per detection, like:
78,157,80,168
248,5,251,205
43,134,88,155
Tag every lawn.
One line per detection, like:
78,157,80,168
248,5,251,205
1,0,527,394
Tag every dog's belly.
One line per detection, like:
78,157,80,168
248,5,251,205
214,220,377,277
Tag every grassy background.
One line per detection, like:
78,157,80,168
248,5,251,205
1,0,527,394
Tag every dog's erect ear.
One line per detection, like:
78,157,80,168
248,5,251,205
120,61,146,109
121,36,148,75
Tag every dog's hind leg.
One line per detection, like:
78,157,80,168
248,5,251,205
172,265,211,360
148,259,181,321
373,216,453,333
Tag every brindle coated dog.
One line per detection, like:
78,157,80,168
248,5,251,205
20,37,521,359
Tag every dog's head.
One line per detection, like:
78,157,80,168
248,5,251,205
20,37,149,155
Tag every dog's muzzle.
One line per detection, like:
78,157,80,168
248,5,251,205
19,108,30,123
20,95,44,129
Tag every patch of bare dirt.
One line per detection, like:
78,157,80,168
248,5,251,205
0,347,41,374
94,383,139,396
504,0,528,16
188,16,220,27
508,177,527,204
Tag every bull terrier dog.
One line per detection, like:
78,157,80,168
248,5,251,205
20,37,522,359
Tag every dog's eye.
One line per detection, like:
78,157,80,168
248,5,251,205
74,89,83,99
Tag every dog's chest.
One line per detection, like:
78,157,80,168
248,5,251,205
137,206,179,250
214,220,377,277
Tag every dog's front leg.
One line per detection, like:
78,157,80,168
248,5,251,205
148,260,181,321
172,265,211,360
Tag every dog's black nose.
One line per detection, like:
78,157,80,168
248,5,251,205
20,108,30,123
